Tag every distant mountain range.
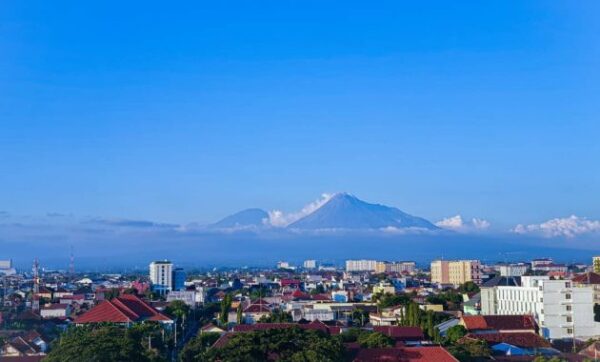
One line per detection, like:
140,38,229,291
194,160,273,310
210,193,438,231
210,208,269,229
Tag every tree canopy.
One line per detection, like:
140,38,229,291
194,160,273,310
202,327,345,362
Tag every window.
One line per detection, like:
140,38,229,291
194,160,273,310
565,282,571,288
567,328,574,334
566,305,572,311
567,316,572,323
566,293,572,300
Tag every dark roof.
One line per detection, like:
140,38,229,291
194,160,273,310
572,272,600,285
373,326,424,341
482,276,521,288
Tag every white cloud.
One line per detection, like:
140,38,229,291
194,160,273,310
267,193,334,227
512,215,600,238
435,215,491,232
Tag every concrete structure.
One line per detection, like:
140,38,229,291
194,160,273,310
149,260,173,295
166,290,196,308
480,275,600,339
173,268,186,291
386,261,416,274
499,264,528,277
373,281,395,295
531,258,553,271
303,260,317,269
346,259,378,272
431,260,481,285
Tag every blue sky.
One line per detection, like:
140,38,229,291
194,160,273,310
1,1,599,228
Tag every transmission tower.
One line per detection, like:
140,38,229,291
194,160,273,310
69,246,75,277
32,258,40,312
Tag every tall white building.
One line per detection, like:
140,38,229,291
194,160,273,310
345,259,378,272
481,276,600,339
303,260,317,269
149,260,173,295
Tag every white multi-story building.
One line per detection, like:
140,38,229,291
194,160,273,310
386,261,416,274
481,276,600,339
345,259,378,272
149,260,173,295
303,260,317,269
499,263,528,277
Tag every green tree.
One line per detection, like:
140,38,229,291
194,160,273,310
357,332,394,348
179,332,221,362
447,338,490,361
258,308,293,323
458,281,480,294
166,300,190,320
202,327,344,361
446,325,468,344
236,303,244,324
219,294,232,326
45,325,159,362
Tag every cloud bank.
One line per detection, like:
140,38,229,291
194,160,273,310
435,215,491,232
512,215,600,238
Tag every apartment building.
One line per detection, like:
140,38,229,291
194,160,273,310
480,276,600,339
345,260,378,272
431,260,481,285
149,260,173,295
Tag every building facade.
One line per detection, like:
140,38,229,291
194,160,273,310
149,260,173,294
303,260,317,269
480,276,600,339
345,259,378,272
431,260,481,285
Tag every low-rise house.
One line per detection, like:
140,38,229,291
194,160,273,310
40,304,71,319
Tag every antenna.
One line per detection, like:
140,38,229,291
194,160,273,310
69,245,75,277
32,258,40,312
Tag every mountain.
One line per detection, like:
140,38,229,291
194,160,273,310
287,193,438,230
211,208,269,229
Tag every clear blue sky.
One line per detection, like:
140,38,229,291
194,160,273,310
1,1,599,227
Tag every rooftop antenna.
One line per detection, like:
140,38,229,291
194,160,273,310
69,245,75,277
32,258,40,312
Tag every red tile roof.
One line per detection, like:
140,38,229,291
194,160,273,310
373,326,425,341
74,294,171,324
353,346,458,362
462,315,536,332
463,332,550,348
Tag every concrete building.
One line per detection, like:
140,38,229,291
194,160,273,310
499,263,528,277
166,290,196,308
149,260,173,295
173,268,186,291
480,275,600,339
431,260,481,285
531,258,553,271
386,261,416,274
303,260,317,269
345,260,378,272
